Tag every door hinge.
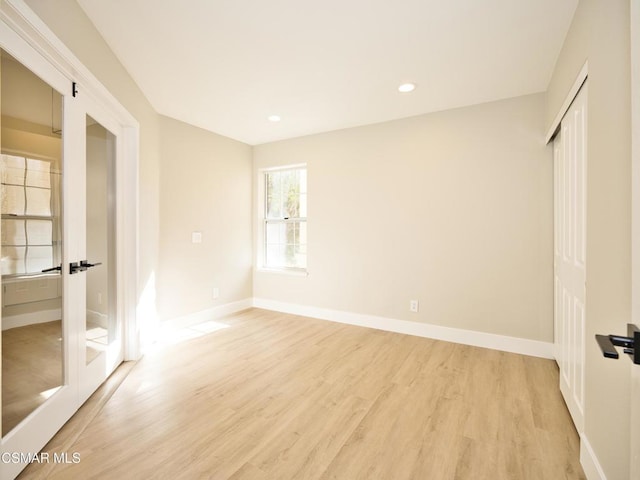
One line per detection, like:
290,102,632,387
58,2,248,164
72,82,78,97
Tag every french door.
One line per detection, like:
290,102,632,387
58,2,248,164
0,22,124,480
67,93,124,404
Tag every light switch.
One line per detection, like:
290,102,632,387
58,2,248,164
192,231,202,244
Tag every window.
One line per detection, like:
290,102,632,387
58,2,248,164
0,154,57,275
263,166,307,270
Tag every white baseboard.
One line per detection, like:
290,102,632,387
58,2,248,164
580,435,607,480
252,298,554,359
2,308,61,330
162,298,253,330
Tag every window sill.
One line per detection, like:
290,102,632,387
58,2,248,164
256,267,309,277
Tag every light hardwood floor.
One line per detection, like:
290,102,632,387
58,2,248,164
20,308,585,479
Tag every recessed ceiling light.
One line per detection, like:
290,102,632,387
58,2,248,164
268,115,281,122
398,83,416,93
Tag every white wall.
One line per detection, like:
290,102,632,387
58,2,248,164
254,93,553,342
24,1,255,325
546,1,632,478
158,115,253,321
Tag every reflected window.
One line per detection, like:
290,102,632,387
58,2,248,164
1,154,57,275
1,49,64,436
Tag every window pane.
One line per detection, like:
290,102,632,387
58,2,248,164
25,158,51,188
1,246,26,275
1,154,25,186
266,168,306,220
286,222,296,245
265,244,284,268
25,246,53,272
266,172,282,218
283,170,299,218
266,190,282,218
26,220,53,245
265,220,306,268
2,185,25,215
266,222,285,245
25,187,51,216
1,219,26,245
264,167,306,269
285,244,296,266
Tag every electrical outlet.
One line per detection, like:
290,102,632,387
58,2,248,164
213,287,220,300
409,300,419,313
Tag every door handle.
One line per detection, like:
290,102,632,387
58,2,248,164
41,265,62,273
80,260,102,269
69,260,102,274
595,324,640,365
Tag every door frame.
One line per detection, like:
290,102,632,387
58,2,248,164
630,0,640,476
0,0,141,362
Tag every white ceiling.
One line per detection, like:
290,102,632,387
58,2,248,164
77,0,578,146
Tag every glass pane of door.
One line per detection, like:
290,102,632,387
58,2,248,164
85,115,116,365
1,49,63,435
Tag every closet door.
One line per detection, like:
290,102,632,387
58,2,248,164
554,82,587,433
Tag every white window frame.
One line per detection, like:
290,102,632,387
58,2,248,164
257,164,308,275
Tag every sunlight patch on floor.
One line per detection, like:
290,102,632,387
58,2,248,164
149,320,231,350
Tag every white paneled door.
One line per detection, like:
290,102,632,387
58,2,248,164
554,81,587,434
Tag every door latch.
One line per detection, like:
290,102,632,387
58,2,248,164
595,324,640,365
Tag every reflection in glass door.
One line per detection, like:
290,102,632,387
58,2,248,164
0,50,64,436
85,116,116,365
75,103,122,405
0,9,134,476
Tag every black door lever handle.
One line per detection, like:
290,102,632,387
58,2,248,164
80,260,102,269
70,260,103,274
41,265,62,273
595,324,640,365
596,335,619,359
